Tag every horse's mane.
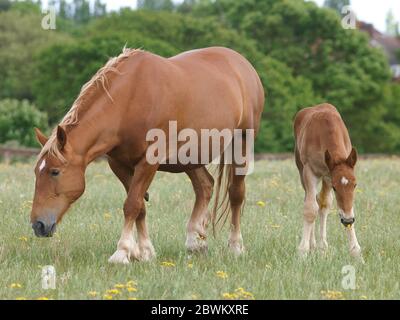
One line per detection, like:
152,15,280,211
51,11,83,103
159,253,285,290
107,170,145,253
39,47,142,163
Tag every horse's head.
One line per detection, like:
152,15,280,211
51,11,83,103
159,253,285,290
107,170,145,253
325,148,358,227
31,126,85,237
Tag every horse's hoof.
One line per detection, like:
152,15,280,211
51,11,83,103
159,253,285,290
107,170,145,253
108,250,130,264
228,241,244,256
139,242,156,261
186,239,208,254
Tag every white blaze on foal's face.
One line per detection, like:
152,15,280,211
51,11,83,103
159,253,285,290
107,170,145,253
341,176,349,186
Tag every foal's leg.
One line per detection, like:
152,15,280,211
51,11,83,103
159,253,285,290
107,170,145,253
108,159,158,264
346,224,362,258
185,167,214,253
298,165,319,256
317,178,333,250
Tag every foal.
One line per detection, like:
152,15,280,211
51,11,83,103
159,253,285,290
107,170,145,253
294,104,361,257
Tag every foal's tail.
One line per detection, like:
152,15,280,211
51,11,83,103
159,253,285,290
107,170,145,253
211,155,234,236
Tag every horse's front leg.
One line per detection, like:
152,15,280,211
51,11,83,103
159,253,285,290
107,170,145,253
109,159,159,264
298,165,319,257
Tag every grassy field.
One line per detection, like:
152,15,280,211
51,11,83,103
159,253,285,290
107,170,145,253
0,158,399,300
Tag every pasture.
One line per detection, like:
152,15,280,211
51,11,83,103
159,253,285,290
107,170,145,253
0,158,399,300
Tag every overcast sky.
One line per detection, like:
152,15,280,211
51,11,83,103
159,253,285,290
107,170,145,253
39,0,399,33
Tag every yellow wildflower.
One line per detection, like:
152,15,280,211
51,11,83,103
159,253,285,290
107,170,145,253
106,289,121,295
103,294,113,300
222,292,239,300
18,236,28,242
235,287,255,300
216,271,228,279
321,290,344,300
126,287,137,292
188,263,193,268
15,297,27,300
126,280,137,287
37,297,49,300
104,213,112,220
128,297,138,300
256,201,266,207
9,283,22,289
88,291,98,297
161,261,175,267
114,284,125,289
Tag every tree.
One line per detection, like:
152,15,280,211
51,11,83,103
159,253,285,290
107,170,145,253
59,0,71,19
93,0,106,17
385,9,399,36
0,0,11,11
137,0,174,11
73,0,91,23
190,0,393,152
323,0,350,14
0,99,48,147
0,9,71,101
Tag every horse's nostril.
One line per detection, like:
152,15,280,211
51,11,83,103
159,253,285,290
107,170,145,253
33,221,44,231
32,221,45,236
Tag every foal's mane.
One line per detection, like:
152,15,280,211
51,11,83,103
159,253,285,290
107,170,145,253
39,47,142,162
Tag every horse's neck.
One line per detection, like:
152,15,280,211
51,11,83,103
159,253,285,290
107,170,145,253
67,106,121,165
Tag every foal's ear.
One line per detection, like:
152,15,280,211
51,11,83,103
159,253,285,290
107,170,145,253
325,150,335,171
34,128,48,147
56,125,67,150
346,147,357,168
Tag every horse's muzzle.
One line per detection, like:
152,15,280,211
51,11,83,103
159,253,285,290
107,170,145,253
32,220,56,237
340,216,355,227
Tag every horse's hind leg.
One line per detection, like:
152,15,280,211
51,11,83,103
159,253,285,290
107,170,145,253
228,170,246,255
185,166,214,253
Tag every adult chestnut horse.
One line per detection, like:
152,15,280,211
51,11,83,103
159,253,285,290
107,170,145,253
294,104,361,258
31,47,264,264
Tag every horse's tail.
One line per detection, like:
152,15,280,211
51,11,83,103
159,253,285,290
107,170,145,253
211,154,234,236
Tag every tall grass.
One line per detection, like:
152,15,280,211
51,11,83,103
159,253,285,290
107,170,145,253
0,159,399,299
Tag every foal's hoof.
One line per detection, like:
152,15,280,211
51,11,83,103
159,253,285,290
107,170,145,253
298,247,309,258
350,246,364,263
108,250,130,264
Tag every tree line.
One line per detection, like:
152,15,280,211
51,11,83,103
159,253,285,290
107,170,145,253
0,0,399,153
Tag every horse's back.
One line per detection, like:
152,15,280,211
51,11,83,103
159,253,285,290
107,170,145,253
169,47,264,132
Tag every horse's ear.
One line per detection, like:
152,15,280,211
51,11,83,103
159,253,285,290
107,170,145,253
325,150,334,171
56,125,67,150
346,147,358,168
34,127,48,147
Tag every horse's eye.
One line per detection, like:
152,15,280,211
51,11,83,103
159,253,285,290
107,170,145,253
50,169,60,177
354,184,357,189
332,186,336,192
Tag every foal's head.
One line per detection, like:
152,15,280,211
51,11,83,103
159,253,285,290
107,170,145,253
325,148,358,227
30,126,85,237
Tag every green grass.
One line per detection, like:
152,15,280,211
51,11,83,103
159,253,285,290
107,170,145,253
0,159,399,300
